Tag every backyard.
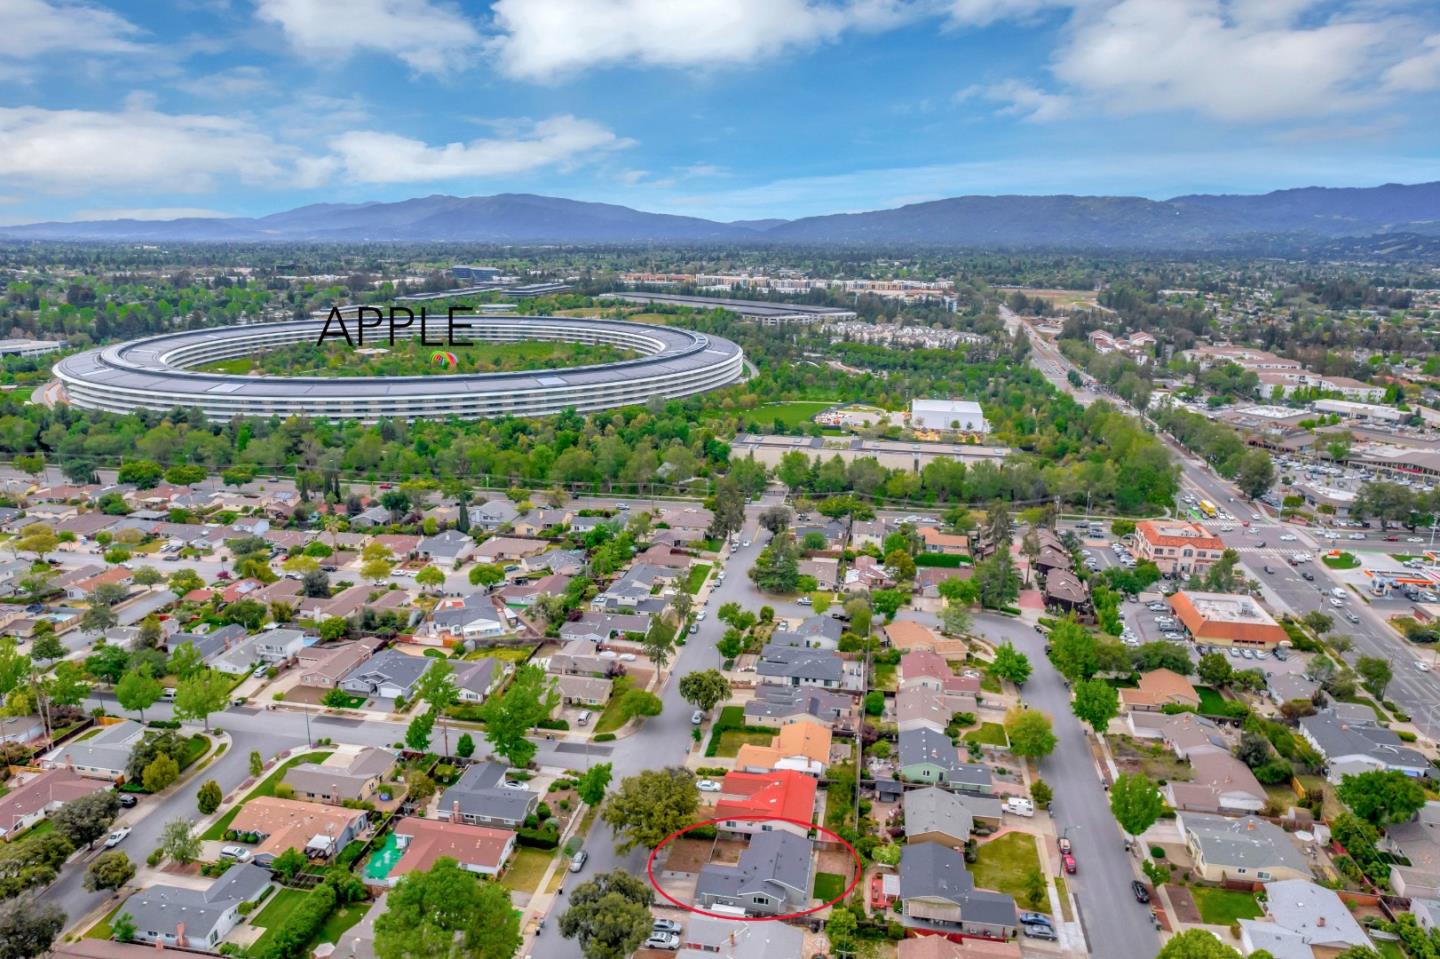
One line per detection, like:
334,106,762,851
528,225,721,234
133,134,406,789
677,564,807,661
970,832,1047,914
712,728,775,758
1195,686,1231,716
251,888,368,953
1111,736,1193,782
813,872,846,903
203,750,335,840
873,661,897,691
1189,886,1262,925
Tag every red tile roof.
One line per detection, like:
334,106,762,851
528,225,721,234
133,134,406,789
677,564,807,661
715,770,817,824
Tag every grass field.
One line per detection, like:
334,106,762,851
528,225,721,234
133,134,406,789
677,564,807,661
464,645,538,663
1195,686,1230,715
685,563,711,595
712,729,775,757
813,872,847,902
873,661,897,691
751,400,835,427
1323,552,1361,569
85,903,126,940
592,676,635,735
501,847,557,893
251,889,310,947
1190,886,1261,925
202,750,334,840
963,723,1009,748
971,832,1047,914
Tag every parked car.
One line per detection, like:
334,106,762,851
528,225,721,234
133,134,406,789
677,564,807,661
645,933,681,951
1019,912,1052,928
502,780,528,790
1131,881,1151,903
697,780,721,792
568,850,588,873
1004,797,1035,817
104,828,131,848
652,919,682,934
691,710,705,725
219,846,252,862
1062,853,1077,874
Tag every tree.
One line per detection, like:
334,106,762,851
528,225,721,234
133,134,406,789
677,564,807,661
415,660,459,756
479,664,558,769
1196,652,1233,688
1031,779,1053,807
405,710,435,752
197,779,222,815
576,763,613,807
1071,679,1120,734
558,870,655,959
941,602,972,637
28,633,63,663
249,749,265,777
415,566,445,591
84,851,136,893
375,858,520,959
1235,449,1276,500
1109,773,1164,836
825,906,859,957
272,847,308,880
749,532,800,593
1355,655,1393,699
0,897,65,959
143,753,179,793
173,668,229,730
158,818,200,865
843,597,872,637
1301,611,1334,636
166,640,204,679
14,529,57,562
1004,708,1056,758
1338,770,1428,825
45,660,90,707
80,602,118,634
1155,930,1244,959
707,477,745,542
974,548,1021,609
1130,641,1194,675
1235,732,1272,769
678,669,731,713
115,667,162,721
991,642,1031,686
456,732,475,758
601,768,699,854
469,563,505,588
641,619,677,672
619,689,662,722
51,790,120,848
758,506,790,535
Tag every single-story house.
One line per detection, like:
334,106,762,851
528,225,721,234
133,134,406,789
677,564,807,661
381,817,515,884
713,770,818,838
1119,669,1201,713
0,767,111,839
228,796,366,864
898,842,1017,939
734,722,833,777
681,917,804,959
338,649,434,701
123,863,273,951
904,786,975,848
1300,710,1432,783
282,747,396,805
1238,880,1374,957
295,638,383,689
46,719,145,780
439,761,538,829
696,831,814,917
1179,812,1313,883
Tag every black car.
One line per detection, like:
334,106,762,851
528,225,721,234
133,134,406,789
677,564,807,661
1301,570,1315,581
1263,565,1274,574
117,793,138,808
1131,881,1151,903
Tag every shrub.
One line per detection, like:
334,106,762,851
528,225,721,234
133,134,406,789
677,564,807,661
273,783,295,800
593,733,616,742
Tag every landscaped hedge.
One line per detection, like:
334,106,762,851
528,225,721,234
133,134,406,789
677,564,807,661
537,719,569,730
259,884,336,959
593,733,616,742
517,824,560,849
915,554,969,568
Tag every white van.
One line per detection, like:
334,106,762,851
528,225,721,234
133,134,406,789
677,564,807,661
1004,797,1035,817
577,710,592,726
161,687,177,701
1331,587,1347,599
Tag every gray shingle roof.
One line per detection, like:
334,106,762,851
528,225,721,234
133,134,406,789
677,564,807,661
696,831,812,904
899,727,964,775
1181,813,1312,876
439,761,536,824
904,787,974,843
899,842,1016,927
122,863,271,943
757,644,844,683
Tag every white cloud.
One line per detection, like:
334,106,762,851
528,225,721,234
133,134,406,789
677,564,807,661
1386,34,1440,92
959,80,1071,121
326,116,631,184
177,66,276,99
69,206,236,221
943,0,1071,27
255,0,482,73
1049,0,1392,122
489,0,912,80
0,0,144,59
0,104,301,192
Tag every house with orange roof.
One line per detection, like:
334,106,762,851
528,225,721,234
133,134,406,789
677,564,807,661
64,566,132,600
918,527,969,556
1134,520,1226,577
734,723,833,777
713,770,818,837
885,620,940,652
1168,590,1287,648
227,796,366,864
374,817,515,885
1120,668,1201,713
897,935,1021,959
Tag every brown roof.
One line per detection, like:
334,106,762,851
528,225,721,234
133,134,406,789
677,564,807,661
885,620,939,651
1045,568,1088,604
0,768,108,835
898,937,1022,959
1120,669,1201,710
229,796,364,859
392,817,513,876
919,527,969,550
1137,520,1225,552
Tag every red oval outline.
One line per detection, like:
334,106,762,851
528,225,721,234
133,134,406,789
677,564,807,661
645,815,862,921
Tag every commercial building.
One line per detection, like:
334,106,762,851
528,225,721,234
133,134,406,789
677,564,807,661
55,317,743,423
1133,520,1225,577
1167,591,1287,649
910,399,990,434
449,265,502,283
599,291,857,324
0,339,64,358
730,433,1009,473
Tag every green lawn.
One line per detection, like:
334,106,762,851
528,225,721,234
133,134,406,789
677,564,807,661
178,733,210,771
85,903,126,940
501,846,557,893
1378,940,1406,959
1190,886,1261,925
971,832,1047,914
316,900,370,944
251,889,311,948
592,676,634,735
963,723,1009,748
813,872,846,902
463,645,537,663
1195,686,1230,715
684,564,712,595
873,661,897,691
202,750,334,840
751,400,836,428
712,729,775,758
1322,552,1361,569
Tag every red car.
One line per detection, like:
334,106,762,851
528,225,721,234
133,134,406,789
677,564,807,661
1062,853,1077,874
1386,535,1400,542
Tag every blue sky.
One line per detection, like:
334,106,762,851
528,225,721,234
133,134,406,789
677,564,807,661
3,0,1440,224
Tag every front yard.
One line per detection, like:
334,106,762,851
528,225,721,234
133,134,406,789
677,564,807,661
963,723,1008,748
501,847,558,893
971,832,1047,914
1189,886,1261,925
203,750,335,840
712,729,775,757
684,564,712,595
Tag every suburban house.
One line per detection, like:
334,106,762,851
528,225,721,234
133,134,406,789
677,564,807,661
1267,672,1320,706
885,620,941,652
898,842,1018,939
696,831,814,917
380,817,515,884
453,658,506,704
512,508,572,537
896,686,979,735
254,628,306,663
918,526,968,555
295,637,383,689
734,722,833,777
473,537,547,563
899,650,982,697
123,863,273,951
899,727,990,790
680,916,803,959
743,685,858,733
1381,801,1440,898
1238,880,1374,957
418,530,477,565
756,644,862,691
439,762,538,829
1127,712,1229,760
554,675,612,708
282,747,395,805
1300,710,1432,782
904,786,975,847
1119,669,1201,712
0,767,110,839
338,649,434,701
228,796,367,864
1179,813,1313,883
1043,569,1091,617
423,595,506,645
548,638,616,677
47,720,145,780
896,937,1021,959
713,770,818,837
559,611,650,644
1167,749,1267,815
468,500,520,530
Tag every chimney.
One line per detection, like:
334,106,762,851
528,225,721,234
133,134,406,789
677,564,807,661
175,923,186,948
331,784,339,805
451,800,460,824
1316,916,1326,927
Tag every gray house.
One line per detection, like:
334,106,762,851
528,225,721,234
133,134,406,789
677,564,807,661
338,649,433,701
696,831,814,917
469,500,520,530
124,863,272,951
439,761,538,828
904,786,975,847
1300,710,1432,783
756,644,860,691
419,530,476,565
898,842,1017,938
898,728,968,786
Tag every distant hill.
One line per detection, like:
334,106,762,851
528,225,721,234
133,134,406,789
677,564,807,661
5,181,1440,250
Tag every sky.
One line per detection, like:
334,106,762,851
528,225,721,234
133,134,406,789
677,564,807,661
3,0,1440,225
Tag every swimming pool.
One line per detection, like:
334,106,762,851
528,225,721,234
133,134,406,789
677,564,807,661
363,833,404,882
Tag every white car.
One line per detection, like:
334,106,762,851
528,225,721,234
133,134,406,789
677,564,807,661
1279,534,1296,542
1418,661,1432,672
646,933,681,951
1409,537,1426,544
697,780,721,792
501,780,529,791
1349,533,1366,540
219,846,252,862
797,596,812,606
104,827,131,848
1329,597,1346,608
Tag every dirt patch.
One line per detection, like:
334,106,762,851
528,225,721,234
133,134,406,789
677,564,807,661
661,837,716,875
710,839,747,865
280,686,334,706
817,846,858,887
1166,885,1201,925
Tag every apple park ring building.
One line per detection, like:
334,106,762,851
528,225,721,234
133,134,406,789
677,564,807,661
54,316,746,423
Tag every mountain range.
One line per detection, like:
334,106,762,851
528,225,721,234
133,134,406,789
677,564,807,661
5,181,1440,250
